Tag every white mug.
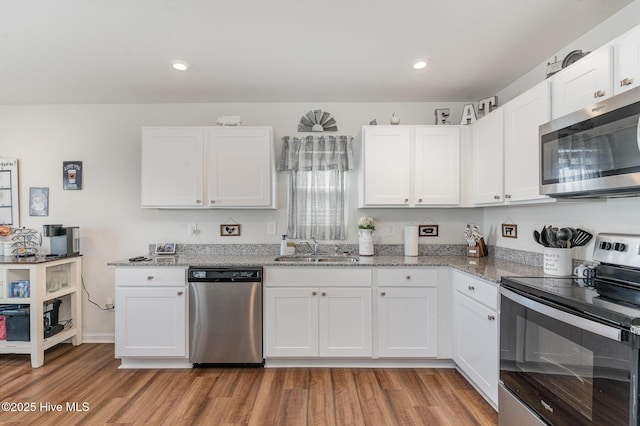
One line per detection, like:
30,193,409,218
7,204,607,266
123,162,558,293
574,264,596,278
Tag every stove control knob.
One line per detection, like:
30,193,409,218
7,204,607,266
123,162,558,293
600,242,613,250
614,243,627,252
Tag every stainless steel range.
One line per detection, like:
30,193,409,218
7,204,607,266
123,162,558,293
500,233,640,426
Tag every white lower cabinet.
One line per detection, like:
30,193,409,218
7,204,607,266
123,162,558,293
452,271,499,407
114,267,189,366
264,268,372,358
376,268,438,358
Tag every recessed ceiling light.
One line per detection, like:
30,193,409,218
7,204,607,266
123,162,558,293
171,60,190,71
413,60,428,70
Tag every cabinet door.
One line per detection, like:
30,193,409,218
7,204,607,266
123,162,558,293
319,287,372,357
472,110,504,205
264,287,319,357
362,126,411,205
504,81,551,203
378,287,437,358
453,291,498,405
551,47,613,119
141,127,204,207
206,127,274,208
115,286,187,357
614,25,640,95
414,127,461,205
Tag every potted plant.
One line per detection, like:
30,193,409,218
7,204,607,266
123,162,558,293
357,216,375,256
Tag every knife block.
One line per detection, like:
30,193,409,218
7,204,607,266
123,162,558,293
467,238,487,258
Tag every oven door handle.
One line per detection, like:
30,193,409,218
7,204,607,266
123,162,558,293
501,287,623,342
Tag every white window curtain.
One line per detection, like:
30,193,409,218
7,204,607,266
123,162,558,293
279,135,353,240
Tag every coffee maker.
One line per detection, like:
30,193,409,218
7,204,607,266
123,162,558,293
43,225,80,256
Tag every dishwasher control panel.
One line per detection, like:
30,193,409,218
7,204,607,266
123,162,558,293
188,267,262,282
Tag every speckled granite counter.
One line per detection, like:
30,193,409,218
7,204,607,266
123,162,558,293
107,254,546,284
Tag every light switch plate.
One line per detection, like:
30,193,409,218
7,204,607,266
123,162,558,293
267,222,276,235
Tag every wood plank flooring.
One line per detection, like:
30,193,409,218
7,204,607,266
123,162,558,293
0,344,497,425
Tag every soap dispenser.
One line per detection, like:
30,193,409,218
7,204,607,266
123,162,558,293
280,235,288,255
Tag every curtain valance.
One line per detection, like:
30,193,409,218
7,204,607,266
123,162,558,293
279,135,354,172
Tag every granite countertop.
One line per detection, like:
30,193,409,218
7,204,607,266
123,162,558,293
107,254,545,284
0,253,82,265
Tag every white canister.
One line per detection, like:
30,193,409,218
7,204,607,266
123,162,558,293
404,226,419,256
3,242,12,257
358,229,374,256
543,247,572,276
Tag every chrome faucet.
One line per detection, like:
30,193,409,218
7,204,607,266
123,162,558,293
298,238,320,255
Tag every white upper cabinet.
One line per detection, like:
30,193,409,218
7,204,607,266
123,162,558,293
141,127,205,208
206,127,274,207
551,47,613,119
361,125,461,207
471,109,504,205
141,126,275,209
503,81,552,203
614,25,640,95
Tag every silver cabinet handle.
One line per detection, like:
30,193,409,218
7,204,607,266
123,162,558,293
405,275,411,280
468,285,475,291
418,198,423,203
210,200,215,204
381,292,386,296
404,198,409,203
195,199,202,204
505,194,511,199
594,89,606,98
621,77,634,87
321,292,327,296
493,195,501,200
147,276,154,280
487,314,495,321
177,291,183,296
312,291,317,296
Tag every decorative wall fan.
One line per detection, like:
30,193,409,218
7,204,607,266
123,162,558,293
298,109,338,132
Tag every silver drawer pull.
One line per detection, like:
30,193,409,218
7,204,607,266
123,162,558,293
210,200,215,204
418,198,423,203
405,275,411,280
196,199,202,204
468,285,475,291
404,198,409,203
177,291,183,296
147,276,154,280
493,195,500,200
487,314,495,321
321,292,327,296
380,292,386,296
594,89,606,98
505,194,511,199
312,291,317,296
620,77,634,86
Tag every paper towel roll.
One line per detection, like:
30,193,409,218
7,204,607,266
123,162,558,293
404,226,418,256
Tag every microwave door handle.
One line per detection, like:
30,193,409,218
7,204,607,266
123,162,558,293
501,287,623,342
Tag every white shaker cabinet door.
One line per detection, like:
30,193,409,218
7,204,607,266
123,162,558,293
614,25,640,95
377,287,438,358
206,127,274,208
551,47,613,119
141,127,205,208
362,126,412,205
414,126,461,205
115,286,187,357
264,287,319,357
319,287,372,357
472,109,504,205
503,81,551,203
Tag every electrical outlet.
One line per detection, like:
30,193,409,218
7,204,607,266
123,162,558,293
188,223,197,236
106,297,114,310
387,224,395,235
267,222,276,235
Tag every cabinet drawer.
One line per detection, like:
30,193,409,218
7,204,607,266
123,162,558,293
377,268,437,287
453,272,497,311
265,267,371,287
115,267,186,286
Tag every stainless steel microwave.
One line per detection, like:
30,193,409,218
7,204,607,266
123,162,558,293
540,85,640,198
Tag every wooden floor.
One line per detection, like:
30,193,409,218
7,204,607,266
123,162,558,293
0,344,497,425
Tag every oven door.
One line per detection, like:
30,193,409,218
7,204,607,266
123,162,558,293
500,287,638,426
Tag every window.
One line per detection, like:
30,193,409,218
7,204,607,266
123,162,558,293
279,136,353,240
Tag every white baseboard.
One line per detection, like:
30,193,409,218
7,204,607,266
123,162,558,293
81,333,115,343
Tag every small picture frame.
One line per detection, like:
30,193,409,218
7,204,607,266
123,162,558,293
29,187,49,216
154,243,176,255
63,161,83,190
220,224,241,236
419,225,439,237
501,224,518,238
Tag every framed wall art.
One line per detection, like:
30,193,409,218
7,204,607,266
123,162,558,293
220,224,241,236
29,187,49,216
63,161,83,190
155,243,176,255
501,224,518,238
419,225,439,237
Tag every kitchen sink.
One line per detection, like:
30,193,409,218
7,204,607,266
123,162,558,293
274,255,359,263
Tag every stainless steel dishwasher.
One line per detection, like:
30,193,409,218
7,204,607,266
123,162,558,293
188,267,263,366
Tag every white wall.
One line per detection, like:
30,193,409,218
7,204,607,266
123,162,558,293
0,101,479,340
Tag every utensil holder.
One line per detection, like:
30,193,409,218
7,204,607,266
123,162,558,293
544,247,572,276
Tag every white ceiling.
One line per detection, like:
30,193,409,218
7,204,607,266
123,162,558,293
0,0,633,104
